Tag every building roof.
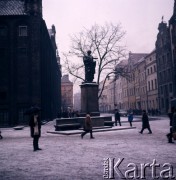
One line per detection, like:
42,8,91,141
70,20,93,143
0,0,26,16
116,59,128,67
61,75,73,84
129,53,148,66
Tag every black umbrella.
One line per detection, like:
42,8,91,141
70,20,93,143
24,106,41,115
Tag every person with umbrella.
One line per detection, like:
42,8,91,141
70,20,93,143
27,106,42,151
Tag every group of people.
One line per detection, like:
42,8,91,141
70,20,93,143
28,107,176,150
114,109,134,127
58,109,80,118
1,107,175,151
114,109,152,134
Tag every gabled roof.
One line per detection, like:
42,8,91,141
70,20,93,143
0,0,26,16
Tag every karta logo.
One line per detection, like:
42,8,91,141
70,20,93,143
103,158,175,179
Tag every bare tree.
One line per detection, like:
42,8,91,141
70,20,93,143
63,22,127,98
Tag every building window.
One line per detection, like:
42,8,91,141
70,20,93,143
0,48,5,58
0,91,7,101
0,26,7,36
161,98,164,108
151,80,154,90
150,67,153,74
148,81,150,91
164,85,168,95
160,73,162,83
168,69,171,79
167,53,170,62
154,65,156,72
17,47,27,56
160,86,163,94
162,55,165,64
164,70,166,81
19,26,28,36
155,79,157,89
18,108,28,124
0,110,9,126
169,83,173,93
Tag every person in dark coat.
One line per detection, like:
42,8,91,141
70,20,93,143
29,113,42,151
81,112,94,139
128,112,133,127
0,130,3,139
114,109,121,126
172,108,176,133
166,107,175,143
139,110,152,134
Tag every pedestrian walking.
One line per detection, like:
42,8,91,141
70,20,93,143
139,110,152,134
128,112,133,127
166,106,175,143
29,112,42,151
81,112,94,139
172,108,176,141
114,109,121,126
0,130,3,139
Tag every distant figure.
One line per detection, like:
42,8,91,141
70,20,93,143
166,107,175,143
114,109,121,126
139,110,152,134
128,112,133,127
75,111,80,117
83,50,96,82
172,108,176,134
0,130,3,139
81,112,94,139
29,113,42,151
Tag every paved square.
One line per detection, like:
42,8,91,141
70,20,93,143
0,116,175,179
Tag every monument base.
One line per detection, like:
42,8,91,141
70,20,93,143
79,112,100,117
80,83,99,115
54,116,113,131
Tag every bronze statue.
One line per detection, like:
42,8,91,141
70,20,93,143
83,50,97,82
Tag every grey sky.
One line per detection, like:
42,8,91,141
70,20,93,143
43,0,173,54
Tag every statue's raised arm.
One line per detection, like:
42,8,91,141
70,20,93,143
83,50,96,82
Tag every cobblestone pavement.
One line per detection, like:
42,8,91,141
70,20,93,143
0,116,176,180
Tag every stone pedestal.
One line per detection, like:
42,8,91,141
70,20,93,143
80,83,100,116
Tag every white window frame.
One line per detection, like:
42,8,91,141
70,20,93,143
19,26,28,36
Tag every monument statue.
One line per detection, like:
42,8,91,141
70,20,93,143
83,50,97,82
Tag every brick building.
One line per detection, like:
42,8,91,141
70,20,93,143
0,0,61,126
61,75,73,111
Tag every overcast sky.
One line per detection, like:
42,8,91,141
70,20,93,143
43,0,173,54
42,0,173,92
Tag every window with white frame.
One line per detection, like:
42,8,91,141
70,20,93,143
19,26,28,36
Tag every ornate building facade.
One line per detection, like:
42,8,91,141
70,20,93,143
155,2,176,113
